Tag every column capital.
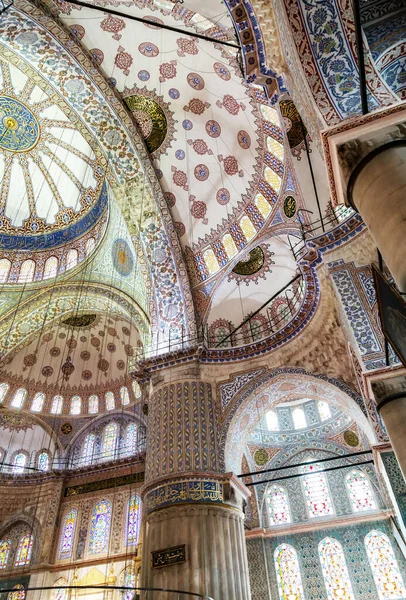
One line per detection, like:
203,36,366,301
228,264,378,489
372,374,406,409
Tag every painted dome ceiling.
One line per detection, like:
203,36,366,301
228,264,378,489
0,313,142,415
0,56,107,249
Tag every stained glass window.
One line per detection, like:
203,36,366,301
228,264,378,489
303,466,334,518
82,434,95,466
319,537,355,600
292,407,306,430
89,499,112,555
0,538,11,569
13,453,27,474
0,382,9,403
266,410,279,431
365,530,406,599
19,260,35,283
52,582,68,600
31,392,45,412
126,494,142,546
38,451,49,471
8,585,25,600
70,396,81,415
120,387,130,406
58,508,78,559
15,534,33,566
11,388,27,409
105,392,115,411
0,259,11,283
88,395,99,414
203,248,219,275
102,423,118,460
274,543,305,600
120,566,136,600
346,470,376,513
240,215,256,241
132,381,141,399
85,238,96,256
318,402,331,421
66,249,78,271
44,256,58,279
51,395,63,414
125,424,137,456
267,485,291,526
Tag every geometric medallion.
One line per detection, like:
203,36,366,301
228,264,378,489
0,96,40,152
343,429,359,447
254,448,269,466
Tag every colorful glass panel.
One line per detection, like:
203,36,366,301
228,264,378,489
38,451,49,471
266,410,279,431
58,508,78,559
8,585,25,600
125,424,137,456
319,537,355,600
105,392,115,411
126,494,142,546
264,166,281,193
0,538,10,569
346,470,376,512
292,407,306,430
44,256,58,279
102,423,118,460
120,387,130,406
31,392,45,412
222,233,238,258
85,238,96,256
15,534,33,566
11,388,26,409
70,395,81,415
121,566,136,600
52,584,67,600
51,395,63,414
89,499,112,555
240,215,256,241
82,433,95,465
203,248,219,275
267,485,291,526
303,466,333,518
274,543,305,600
19,260,35,283
13,453,27,474
260,104,279,125
132,381,141,399
365,530,406,599
88,395,99,414
66,249,78,270
255,193,271,218
318,401,331,421
0,259,11,283
0,383,9,403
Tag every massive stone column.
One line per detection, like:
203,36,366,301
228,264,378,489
138,358,251,599
372,374,406,479
347,140,406,292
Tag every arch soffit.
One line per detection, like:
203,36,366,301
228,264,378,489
222,369,375,472
0,409,64,455
0,2,195,340
0,282,149,360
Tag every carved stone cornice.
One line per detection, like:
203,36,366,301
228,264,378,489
372,374,406,405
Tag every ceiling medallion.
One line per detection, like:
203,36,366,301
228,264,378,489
343,430,359,447
284,195,297,219
232,246,265,276
280,99,307,156
124,94,168,154
254,448,269,466
61,422,73,435
62,314,97,328
0,96,40,152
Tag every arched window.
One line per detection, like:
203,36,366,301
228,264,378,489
319,537,354,600
85,238,96,256
0,538,11,569
65,249,78,271
365,530,406,599
132,381,141,399
15,534,33,566
303,466,333,518
52,582,68,600
82,434,95,466
274,544,305,600
31,392,45,412
18,260,35,283
125,423,138,456
0,383,9,403
38,451,50,472
318,401,331,421
89,499,112,555
126,494,142,546
58,508,78,560
120,566,137,600
70,395,81,415
11,388,26,409
8,585,25,600
13,453,27,474
88,395,99,414
44,256,58,279
266,410,279,431
120,386,130,406
267,485,291,526
105,392,115,411
0,259,11,283
346,470,376,512
102,423,118,460
292,407,306,429
51,395,63,414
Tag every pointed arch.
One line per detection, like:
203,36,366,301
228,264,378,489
274,543,305,600
89,499,112,555
365,530,406,600
0,538,11,569
102,422,118,460
319,537,354,600
15,534,33,566
58,508,78,560
266,485,290,526
345,470,376,512
125,494,142,547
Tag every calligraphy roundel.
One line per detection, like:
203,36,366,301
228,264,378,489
343,430,359,447
284,195,297,219
254,448,269,466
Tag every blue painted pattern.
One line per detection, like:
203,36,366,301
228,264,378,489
0,96,39,152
